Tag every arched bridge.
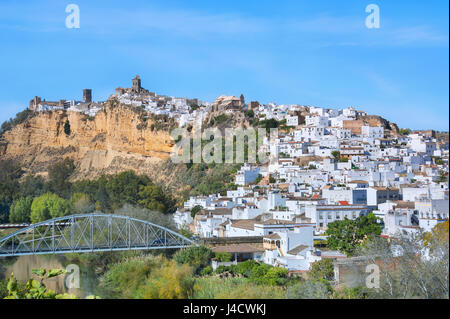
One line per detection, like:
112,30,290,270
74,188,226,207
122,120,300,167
0,214,195,257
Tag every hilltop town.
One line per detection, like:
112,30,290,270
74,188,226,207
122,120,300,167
4,75,449,278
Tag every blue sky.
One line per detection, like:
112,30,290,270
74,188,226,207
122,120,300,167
0,0,448,130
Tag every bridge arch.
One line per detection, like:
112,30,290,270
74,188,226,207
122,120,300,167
0,213,195,257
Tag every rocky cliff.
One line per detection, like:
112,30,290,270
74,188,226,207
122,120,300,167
358,115,400,136
0,102,176,180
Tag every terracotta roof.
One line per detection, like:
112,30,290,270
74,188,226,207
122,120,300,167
257,219,301,225
264,233,281,239
230,219,257,230
212,243,264,254
198,208,233,215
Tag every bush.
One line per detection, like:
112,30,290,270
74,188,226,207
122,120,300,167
200,266,213,276
64,119,71,136
100,255,195,299
287,280,331,299
308,259,335,282
214,252,232,262
214,114,228,125
174,246,213,273
192,277,286,299
215,260,289,286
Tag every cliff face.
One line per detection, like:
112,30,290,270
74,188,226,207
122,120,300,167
0,103,175,180
359,115,400,136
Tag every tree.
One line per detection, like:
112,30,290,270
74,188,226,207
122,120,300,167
399,128,411,136
106,171,150,207
19,175,45,198
115,204,175,231
70,193,94,214
190,205,203,218
64,119,71,136
0,159,22,223
269,176,276,184
357,231,448,299
174,246,213,273
437,170,448,183
244,109,254,118
9,196,33,223
30,193,70,223
47,158,75,198
138,184,167,213
331,151,341,161
308,259,335,282
326,213,382,256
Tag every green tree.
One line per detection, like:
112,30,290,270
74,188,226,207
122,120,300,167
30,193,70,223
47,158,75,198
9,196,33,223
399,128,411,136
174,246,213,273
331,151,341,161
138,184,167,213
0,160,22,222
244,109,254,118
106,171,150,207
326,213,381,256
308,259,335,282
190,205,203,218
437,170,448,183
19,175,45,198
64,119,71,136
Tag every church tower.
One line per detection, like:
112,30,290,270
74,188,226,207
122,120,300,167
132,75,141,94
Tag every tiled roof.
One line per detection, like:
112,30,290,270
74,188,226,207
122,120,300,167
212,243,264,253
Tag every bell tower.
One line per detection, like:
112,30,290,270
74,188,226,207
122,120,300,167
132,75,141,94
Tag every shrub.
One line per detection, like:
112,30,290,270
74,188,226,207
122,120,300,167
64,119,71,136
214,252,232,262
173,246,213,273
287,280,331,299
100,256,195,299
200,266,213,276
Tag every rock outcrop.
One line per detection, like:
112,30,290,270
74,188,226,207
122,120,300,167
0,102,175,180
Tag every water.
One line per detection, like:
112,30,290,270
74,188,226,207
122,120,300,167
0,255,100,298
